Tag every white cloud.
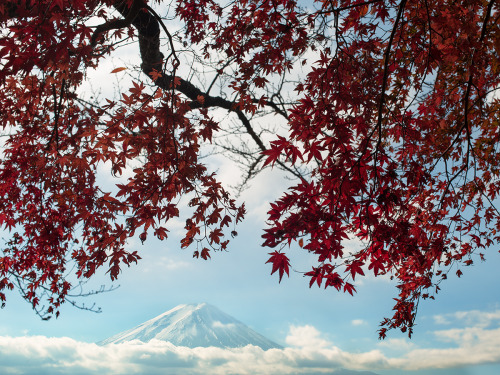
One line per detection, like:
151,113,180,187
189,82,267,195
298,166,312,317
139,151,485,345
387,327,500,370
433,314,451,325
377,338,415,352
446,309,500,328
386,309,500,370
0,335,373,375
351,319,366,326
2,315,500,375
285,324,330,349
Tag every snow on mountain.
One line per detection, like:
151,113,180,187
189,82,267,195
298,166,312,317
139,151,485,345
98,303,282,350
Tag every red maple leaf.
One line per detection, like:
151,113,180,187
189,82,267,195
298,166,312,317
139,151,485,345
266,251,290,283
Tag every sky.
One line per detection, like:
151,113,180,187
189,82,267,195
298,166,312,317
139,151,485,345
2,3,500,375
1,161,500,375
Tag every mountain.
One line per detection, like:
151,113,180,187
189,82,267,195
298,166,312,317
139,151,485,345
98,303,282,350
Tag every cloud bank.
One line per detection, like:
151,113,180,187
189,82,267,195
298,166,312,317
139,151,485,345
0,334,380,375
2,311,500,375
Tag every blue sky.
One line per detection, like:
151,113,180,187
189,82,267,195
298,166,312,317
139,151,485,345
1,162,500,375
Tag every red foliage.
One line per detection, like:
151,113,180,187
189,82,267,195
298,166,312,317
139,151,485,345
0,0,499,337
266,251,290,283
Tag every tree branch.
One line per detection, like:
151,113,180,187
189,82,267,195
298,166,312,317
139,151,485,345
111,0,303,180
92,0,146,47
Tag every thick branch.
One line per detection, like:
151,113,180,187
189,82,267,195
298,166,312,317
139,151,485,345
112,0,164,72
112,1,303,179
92,0,146,47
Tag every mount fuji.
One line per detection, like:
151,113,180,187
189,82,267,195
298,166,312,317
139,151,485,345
98,303,282,350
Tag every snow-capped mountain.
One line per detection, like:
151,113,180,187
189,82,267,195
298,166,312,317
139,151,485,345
98,303,282,350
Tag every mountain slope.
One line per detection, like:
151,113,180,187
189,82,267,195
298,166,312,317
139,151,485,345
98,303,282,350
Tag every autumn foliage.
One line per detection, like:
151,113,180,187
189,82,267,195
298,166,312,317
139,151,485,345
0,0,499,337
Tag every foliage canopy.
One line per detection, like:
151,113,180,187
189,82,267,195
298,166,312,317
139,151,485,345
0,0,499,337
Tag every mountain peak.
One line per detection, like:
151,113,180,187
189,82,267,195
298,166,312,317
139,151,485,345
98,303,282,350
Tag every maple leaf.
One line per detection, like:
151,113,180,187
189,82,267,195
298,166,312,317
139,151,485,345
209,228,223,244
149,69,162,81
200,247,211,260
305,267,323,288
368,259,386,276
346,261,365,281
266,251,290,283
343,283,356,296
262,136,288,167
110,67,127,73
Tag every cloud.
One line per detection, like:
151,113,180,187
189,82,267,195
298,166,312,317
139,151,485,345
387,309,500,370
387,327,500,370
377,338,415,352
434,309,500,328
433,314,452,325
351,319,366,326
285,325,331,349
2,313,500,375
0,335,381,375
